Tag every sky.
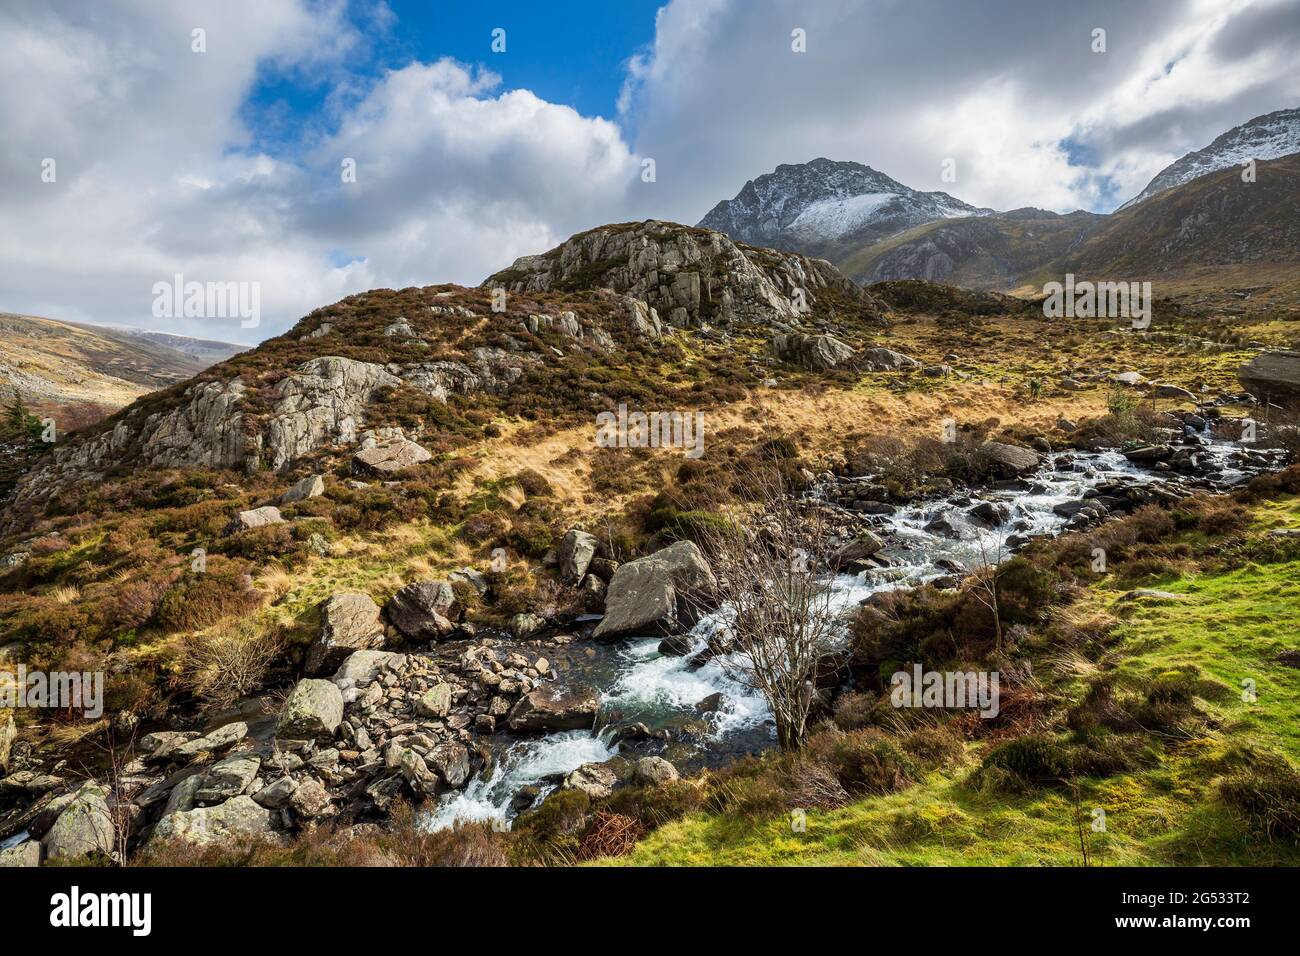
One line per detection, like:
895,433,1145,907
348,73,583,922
1,0,1297,343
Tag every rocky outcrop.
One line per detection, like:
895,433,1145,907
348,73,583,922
8,378,253,512
305,592,385,676
772,332,855,370
485,220,877,331
593,540,717,639
1238,350,1300,403
266,357,402,471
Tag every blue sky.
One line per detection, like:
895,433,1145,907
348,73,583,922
245,0,662,157
2,0,1297,341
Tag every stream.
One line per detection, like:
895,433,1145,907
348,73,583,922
427,436,1274,831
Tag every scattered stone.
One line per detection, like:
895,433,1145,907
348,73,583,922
594,540,716,639
398,748,440,798
225,505,284,535
0,840,40,867
252,776,298,810
507,685,601,733
510,613,545,639
563,761,619,799
0,713,14,773
633,756,679,786
427,743,471,789
332,650,405,688
288,778,333,819
194,755,261,805
773,332,855,371
977,441,1041,478
173,721,248,759
1115,589,1191,604
41,785,114,861
352,438,432,476
861,347,922,371
279,474,325,504
415,683,453,719
1238,350,1300,402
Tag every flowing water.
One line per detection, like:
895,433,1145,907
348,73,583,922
427,439,1268,831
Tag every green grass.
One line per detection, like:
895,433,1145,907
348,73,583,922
616,498,1300,866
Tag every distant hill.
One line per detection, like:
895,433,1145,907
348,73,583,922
0,312,247,409
841,154,1300,290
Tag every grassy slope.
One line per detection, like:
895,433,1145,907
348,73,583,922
618,498,1300,866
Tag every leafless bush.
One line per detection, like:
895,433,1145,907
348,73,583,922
693,465,845,751
179,619,285,710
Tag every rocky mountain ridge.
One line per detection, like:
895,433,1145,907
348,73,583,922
1119,107,1300,210
698,158,991,260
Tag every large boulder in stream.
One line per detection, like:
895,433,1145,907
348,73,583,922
1238,350,1300,403
506,685,601,734
976,441,1041,479
593,540,717,639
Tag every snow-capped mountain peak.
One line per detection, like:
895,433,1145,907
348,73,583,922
697,158,991,253
1119,107,1300,210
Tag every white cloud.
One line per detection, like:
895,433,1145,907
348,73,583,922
1,0,1296,343
622,0,1300,219
0,1,639,342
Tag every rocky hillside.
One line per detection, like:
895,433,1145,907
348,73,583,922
5,221,890,533
844,208,1106,287
1062,153,1300,277
1120,107,1300,210
697,159,991,263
